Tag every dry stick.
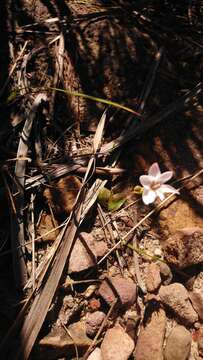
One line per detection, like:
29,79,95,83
25,164,125,190
97,168,203,267
10,110,108,359
83,299,117,360
29,193,36,291
12,93,47,288
101,81,202,155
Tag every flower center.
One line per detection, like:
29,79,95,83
151,181,161,191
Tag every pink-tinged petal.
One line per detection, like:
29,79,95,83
159,184,180,194
139,175,154,188
156,189,165,201
158,171,173,184
142,188,156,205
148,162,161,177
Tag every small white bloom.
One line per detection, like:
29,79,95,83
139,162,179,205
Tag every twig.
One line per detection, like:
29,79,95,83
83,299,117,359
12,93,47,288
97,168,203,266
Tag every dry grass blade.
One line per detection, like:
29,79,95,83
12,93,47,288
101,82,202,154
0,41,28,97
3,110,108,359
93,109,107,153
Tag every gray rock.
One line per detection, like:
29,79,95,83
85,311,106,337
68,232,107,273
101,324,134,360
163,228,203,269
99,276,137,308
164,325,191,360
159,283,198,326
135,306,166,360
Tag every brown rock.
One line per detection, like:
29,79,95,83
163,228,203,269
68,233,107,273
189,292,203,321
99,276,137,308
37,321,92,359
197,331,203,356
159,283,198,326
198,328,203,357
157,261,173,285
146,263,161,293
85,311,106,338
87,347,103,360
164,325,191,360
158,188,203,238
101,324,134,360
135,306,166,360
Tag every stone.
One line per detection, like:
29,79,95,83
135,306,166,360
198,327,203,357
37,321,92,359
164,325,191,360
68,232,107,273
87,347,103,360
157,261,173,285
101,324,134,360
189,292,203,321
158,186,203,238
145,263,161,292
163,228,203,269
99,276,137,308
159,283,198,326
85,311,106,338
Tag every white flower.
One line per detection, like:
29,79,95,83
139,162,179,205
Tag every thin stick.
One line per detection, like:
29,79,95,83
97,168,203,266
83,300,117,359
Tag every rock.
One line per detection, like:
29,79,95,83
158,186,203,238
87,347,103,360
135,305,166,360
198,327,203,357
99,276,137,308
157,261,173,285
37,321,92,359
193,272,203,297
68,232,107,273
189,292,203,321
163,228,203,269
85,311,106,338
146,263,161,292
159,283,198,326
164,325,191,360
101,324,134,360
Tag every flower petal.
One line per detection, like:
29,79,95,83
158,171,173,184
156,189,165,201
148,162,161,178
159,184,180,195
142,188,156,204
139,175,154,188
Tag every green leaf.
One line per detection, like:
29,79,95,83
48,87,140,115
97,187,111,209
108,193,126,212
